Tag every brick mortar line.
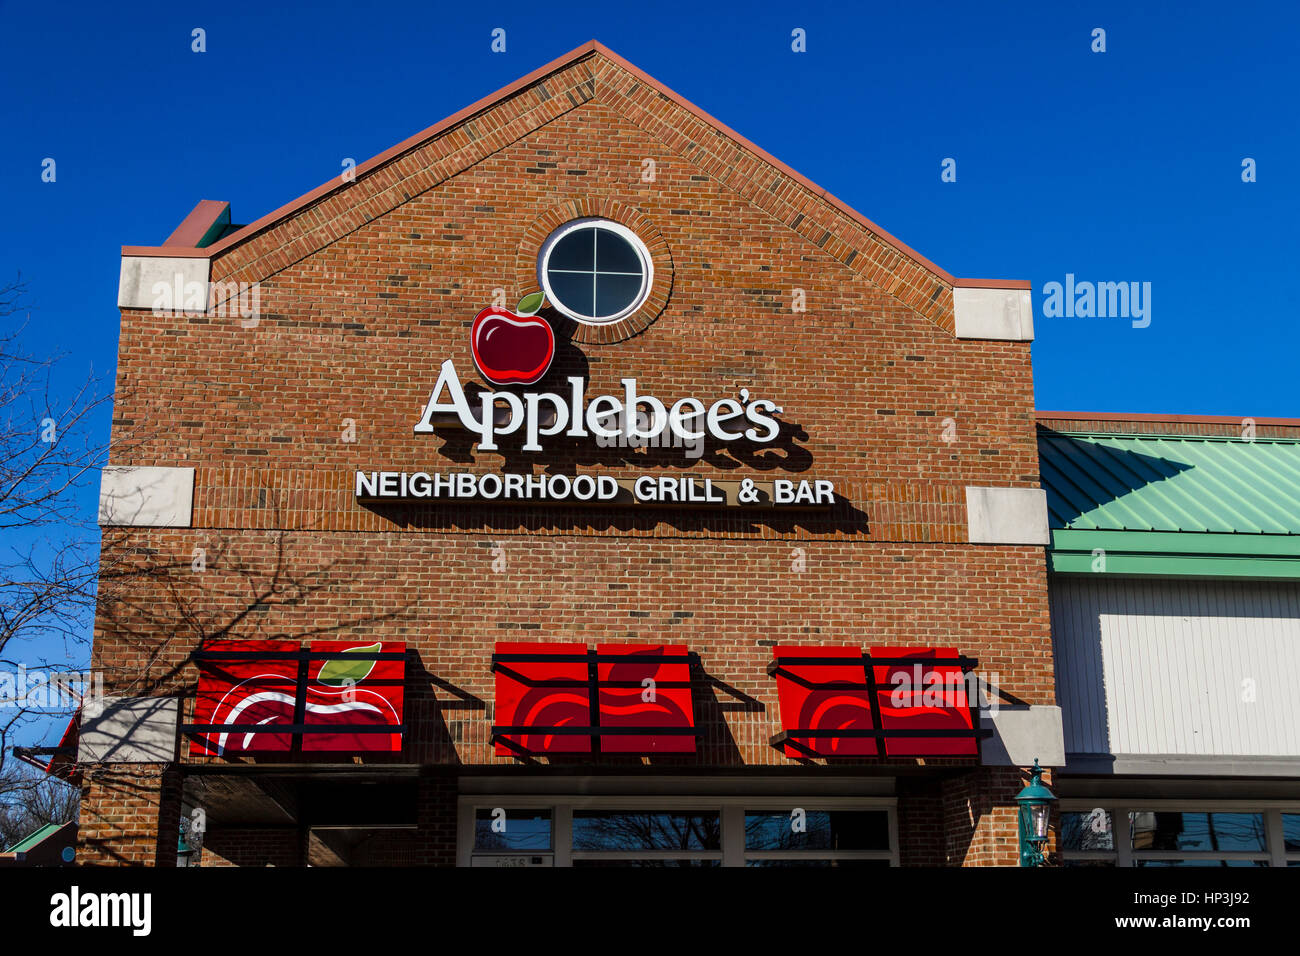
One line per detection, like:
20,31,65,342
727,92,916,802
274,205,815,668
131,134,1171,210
157,526,1012,547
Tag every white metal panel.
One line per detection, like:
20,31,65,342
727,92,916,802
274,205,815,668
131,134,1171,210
1050,578,1110,753
1051,577,1300,758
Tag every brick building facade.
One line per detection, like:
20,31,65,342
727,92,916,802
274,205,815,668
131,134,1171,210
80,41,1061,867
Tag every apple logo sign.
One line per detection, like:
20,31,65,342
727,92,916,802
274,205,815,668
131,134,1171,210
471,292,555,386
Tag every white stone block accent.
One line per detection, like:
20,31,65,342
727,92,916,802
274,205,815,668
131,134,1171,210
953,286,1034,341
966,486,1050,545
78,696,179,763
99,466,195,527
117,256,210,311
980,705,1066,767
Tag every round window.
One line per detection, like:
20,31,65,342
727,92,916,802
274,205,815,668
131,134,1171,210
538,218,653,325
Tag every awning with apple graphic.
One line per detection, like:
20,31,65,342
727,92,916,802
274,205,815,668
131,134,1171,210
187,640,406,756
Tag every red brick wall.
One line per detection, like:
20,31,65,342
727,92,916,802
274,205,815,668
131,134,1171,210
896,777,944,866
91,532,1051,770
941,767,1024,866
79,765,180,867
86,49,1047,867
201,829,302,867
112,99,1038,500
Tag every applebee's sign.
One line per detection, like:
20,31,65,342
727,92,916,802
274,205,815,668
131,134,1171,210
414,294,783,452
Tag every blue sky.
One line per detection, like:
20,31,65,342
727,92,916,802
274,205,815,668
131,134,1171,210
3,1,1296,417
0,2,1296,742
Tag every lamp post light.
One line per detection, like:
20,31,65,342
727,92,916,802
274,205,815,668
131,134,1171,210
1015,758,1056,867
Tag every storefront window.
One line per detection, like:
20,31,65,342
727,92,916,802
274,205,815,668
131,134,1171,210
745,859,891,867
572,810,721,852
539,219,652,324
1128,812,1266,853
744,809,890,852
1134,859,1269,867
473,808,552,851
573,859,721,867
742,808,893,866
1061,859,1117,867
1283,814,1300,852
1059,810,1114,852
460,799,898,866
1059,806,1293,867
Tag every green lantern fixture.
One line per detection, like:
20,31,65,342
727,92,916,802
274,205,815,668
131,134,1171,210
1015,758,1056,867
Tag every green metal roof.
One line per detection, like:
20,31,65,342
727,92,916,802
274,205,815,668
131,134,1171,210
3,822,64,854
1038,431,1300,577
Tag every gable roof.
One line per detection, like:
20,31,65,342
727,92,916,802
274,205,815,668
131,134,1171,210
123,40,1028,330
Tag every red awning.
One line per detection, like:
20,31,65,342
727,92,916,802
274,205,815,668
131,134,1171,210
771,646,879,757
493,641,591,755
45,711,80,777
492,643,697,756
187,640,406,756
770,645,980,758
190,639,298,756
870,646,978,757
596,643,694,754
302,641,405,753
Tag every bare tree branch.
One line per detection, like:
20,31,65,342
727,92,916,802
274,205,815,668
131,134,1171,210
0,274,119,783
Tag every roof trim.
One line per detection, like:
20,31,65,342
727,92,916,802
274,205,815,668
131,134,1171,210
120,40,1027,290
950,277,1032,290
163,200,230,248
1038,410,1300,428
1048,529,1300,578
3,822,64,854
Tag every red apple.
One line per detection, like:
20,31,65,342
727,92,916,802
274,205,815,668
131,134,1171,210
470,301,554,386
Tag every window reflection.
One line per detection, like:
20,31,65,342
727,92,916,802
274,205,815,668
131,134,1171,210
744,810,890,851
1060,810,1114,852
573,859,720,867
1061,859,1116,867
1129,812,1265,852
572,810,721,851
474,809,552,851
1134,859,1268,867
745,859,891,867
1283,814,1300,853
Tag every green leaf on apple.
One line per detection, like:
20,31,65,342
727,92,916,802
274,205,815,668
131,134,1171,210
317,642,381,686
516,292,545,316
